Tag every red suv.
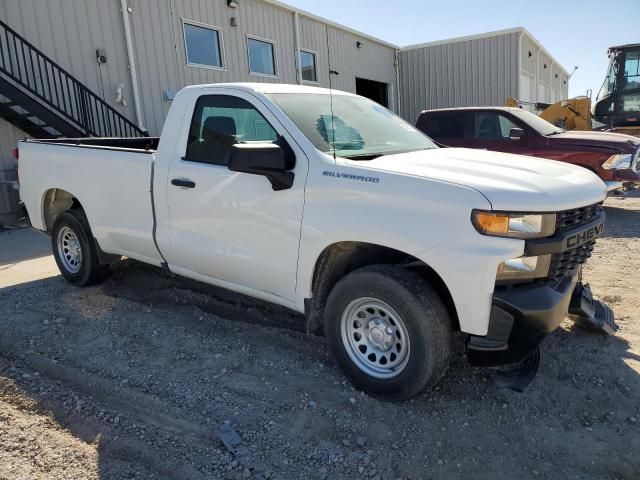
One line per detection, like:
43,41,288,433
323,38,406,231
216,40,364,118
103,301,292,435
416,107,640,191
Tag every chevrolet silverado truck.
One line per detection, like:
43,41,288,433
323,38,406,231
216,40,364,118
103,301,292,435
18,83,612,401
415,106,640,192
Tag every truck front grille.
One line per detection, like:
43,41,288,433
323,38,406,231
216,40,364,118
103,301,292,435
555,202,603,232
546,201,603,286
547,240,596,285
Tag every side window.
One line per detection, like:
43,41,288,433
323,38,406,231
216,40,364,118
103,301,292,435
473,112,503,140
622,51,640,92
620,51,640,113
498,115,520,138
473,112,520,140
423,112,466,140
185,95,278,165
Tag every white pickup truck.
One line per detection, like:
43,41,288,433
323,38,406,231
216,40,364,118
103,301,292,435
18,83,611,400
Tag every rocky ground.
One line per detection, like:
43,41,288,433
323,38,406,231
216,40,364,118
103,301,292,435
0,192,638,480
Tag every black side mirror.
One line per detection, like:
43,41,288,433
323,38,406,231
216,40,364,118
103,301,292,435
509,127,526,141
228,143,294,191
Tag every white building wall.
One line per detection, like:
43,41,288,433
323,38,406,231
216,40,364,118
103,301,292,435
399,29,520,123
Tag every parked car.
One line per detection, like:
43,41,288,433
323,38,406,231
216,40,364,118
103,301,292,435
415,106,640,192
18,83,609,401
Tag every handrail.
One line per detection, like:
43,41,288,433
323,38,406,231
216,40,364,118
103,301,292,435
0,19,146,138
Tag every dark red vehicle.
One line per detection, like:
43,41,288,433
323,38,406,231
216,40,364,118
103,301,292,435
416,107,640,191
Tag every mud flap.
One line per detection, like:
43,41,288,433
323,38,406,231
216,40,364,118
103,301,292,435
491,345,540,392
568,282,618,335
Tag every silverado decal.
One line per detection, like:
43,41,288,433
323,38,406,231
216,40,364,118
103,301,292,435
323,171,380,183
566,222,605,248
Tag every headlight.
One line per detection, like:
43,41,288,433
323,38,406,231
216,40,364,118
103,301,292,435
471,210,556,239
602,153,633,170
497,255,551,281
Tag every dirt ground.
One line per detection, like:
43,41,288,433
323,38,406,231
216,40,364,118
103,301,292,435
0,193,638,480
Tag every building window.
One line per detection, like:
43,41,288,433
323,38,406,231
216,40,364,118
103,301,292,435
183,20,224,69
247,37,277,76
299,50,317,82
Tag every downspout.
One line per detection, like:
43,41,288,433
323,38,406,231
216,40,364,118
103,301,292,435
535,46,541,102
120,0,146,132
294,12,303,84
517,30,524,101
549,61,554,101
395,48,401,116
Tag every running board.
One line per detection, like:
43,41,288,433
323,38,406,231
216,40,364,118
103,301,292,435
568,282,618,335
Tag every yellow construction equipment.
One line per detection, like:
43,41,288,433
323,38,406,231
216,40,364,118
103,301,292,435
505,43,640,137
505,97,593,131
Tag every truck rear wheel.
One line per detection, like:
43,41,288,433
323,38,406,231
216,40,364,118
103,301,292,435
51,210,110,286
324,265,451,401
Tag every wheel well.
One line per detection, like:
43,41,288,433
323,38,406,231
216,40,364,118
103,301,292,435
306,242,459,334
42,188,83,233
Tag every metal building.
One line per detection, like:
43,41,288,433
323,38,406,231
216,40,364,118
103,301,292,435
0,0,569,225
399,28,570,124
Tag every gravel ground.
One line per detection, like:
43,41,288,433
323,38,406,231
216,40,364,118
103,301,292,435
0,192,638,480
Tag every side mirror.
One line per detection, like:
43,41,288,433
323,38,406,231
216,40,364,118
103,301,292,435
509,127,526,141
228,143,294,191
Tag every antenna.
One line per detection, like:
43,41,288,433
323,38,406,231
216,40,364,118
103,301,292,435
325,25,337,160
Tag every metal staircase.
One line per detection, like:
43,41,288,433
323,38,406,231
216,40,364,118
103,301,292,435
0,19,146,139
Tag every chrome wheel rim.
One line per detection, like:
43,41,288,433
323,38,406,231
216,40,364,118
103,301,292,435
57,226,82,273
340,297,410,379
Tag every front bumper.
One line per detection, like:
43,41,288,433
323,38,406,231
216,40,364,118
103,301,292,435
466,207,606,367
467,274,578,366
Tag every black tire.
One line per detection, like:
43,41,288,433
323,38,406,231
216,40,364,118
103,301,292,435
51,209,110,286
324,265,451,401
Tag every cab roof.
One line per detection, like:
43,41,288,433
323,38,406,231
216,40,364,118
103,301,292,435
419,106,524,115
180,82,356,96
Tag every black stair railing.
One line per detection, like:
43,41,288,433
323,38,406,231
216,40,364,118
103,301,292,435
0,19,146,138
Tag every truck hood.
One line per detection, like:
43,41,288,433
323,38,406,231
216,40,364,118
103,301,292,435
546,130,640,153
355,147,607,211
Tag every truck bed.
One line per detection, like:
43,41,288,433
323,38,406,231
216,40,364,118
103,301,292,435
18,138,163,266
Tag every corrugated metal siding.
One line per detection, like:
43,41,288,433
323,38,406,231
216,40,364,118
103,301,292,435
0,118,27,224
128,0,397,135
399,32,520,123
520,35,538,76
519,32,569,103
0,0,138,123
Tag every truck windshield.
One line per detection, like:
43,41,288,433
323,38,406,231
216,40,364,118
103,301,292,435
510,109,564,136
267,93,437,158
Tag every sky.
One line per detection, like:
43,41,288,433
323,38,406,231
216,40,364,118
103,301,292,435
285,0,639,99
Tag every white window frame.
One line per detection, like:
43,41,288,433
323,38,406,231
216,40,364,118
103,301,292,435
246,34,278,78
298,48,319,84
182,18,227,71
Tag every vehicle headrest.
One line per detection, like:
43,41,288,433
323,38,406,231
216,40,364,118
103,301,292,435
202,116,236,141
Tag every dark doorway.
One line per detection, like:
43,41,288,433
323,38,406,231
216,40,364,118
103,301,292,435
355,77,389,107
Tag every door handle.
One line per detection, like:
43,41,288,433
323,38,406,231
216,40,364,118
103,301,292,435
171,178,196,189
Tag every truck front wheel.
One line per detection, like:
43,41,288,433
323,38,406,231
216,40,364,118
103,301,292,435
324,265,451,401
51,210,110,286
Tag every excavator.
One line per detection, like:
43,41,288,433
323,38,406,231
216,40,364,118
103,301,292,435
506,43,640,137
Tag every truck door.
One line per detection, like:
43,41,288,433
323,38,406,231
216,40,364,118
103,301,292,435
162,90,307,303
